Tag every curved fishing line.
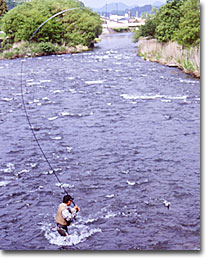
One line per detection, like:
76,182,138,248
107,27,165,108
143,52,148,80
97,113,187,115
20,61,69,195
20,7,83,204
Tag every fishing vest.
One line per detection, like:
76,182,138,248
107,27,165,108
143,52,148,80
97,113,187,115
56,203,68,226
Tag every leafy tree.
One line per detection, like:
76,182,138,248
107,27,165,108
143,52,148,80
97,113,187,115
154,0,185,42
0,0,7,16
133,0,200,49
133,10,159,42
173,0,200,47
1,0,102,47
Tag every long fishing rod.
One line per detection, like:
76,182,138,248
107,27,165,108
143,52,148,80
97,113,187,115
29,7,83,42
20,7,82,206
20,63,69,195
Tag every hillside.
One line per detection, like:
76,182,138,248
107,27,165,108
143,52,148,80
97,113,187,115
111,5,153,17
93,2,136,13
93,1,164,17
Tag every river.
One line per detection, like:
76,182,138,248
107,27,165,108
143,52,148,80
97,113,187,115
0,33,200,250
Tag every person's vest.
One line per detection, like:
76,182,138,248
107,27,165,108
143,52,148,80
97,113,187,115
56,203,68,226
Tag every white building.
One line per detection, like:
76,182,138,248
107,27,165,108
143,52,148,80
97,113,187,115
109,14,129,22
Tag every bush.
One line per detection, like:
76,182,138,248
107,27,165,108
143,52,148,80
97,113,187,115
133,0,200,49
38,42,56,55
133,14,157,42
3,50,14,59
154,0,184,42
173,0,200,47
1,0,102,47
113,27,129,32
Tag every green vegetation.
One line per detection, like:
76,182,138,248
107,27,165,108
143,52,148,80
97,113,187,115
173,0,200,47
0,41,88,59
0,0,102,59
133,0,200,77
0,0,7,33
133,0,200,48
154,0,184,43
113,27,130,33
138,39,200,77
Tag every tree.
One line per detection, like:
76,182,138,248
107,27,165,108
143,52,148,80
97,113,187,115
173,0,200,47
155,0,185,42
133,9,159,42
0,0,7,16
133,1,185,43
132,0,200,49
1,0,102,47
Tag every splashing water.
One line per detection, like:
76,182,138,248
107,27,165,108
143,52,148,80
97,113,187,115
40,222,101,247
39,207,118,247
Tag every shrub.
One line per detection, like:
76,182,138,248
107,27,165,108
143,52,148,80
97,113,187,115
154,0,184,42
133,0,200,49
3,50,14,59
38,42,56,55
173,0,200,47
138,38,200,77
1,0,102,47
133,11,158,42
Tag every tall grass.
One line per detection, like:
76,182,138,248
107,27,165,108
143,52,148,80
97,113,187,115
138,39,200,78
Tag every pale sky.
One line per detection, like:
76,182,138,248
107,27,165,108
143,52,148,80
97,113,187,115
81,0,166,8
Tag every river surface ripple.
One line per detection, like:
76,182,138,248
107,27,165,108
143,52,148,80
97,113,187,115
0,33,200,250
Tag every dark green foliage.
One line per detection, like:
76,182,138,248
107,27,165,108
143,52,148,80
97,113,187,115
1,0,102,47
133,13,158,42
133,0,200,48
0,0,7,16
155,0,184,42
38,42,56,55
174,0,200,47
113,27,130,33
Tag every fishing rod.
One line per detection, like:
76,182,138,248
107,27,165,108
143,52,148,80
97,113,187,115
20,7,83,207
29,7,83,42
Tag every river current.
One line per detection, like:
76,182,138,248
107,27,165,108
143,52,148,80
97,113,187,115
0,33,200,250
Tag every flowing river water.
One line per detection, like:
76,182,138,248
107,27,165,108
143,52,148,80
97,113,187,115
0,33,200,250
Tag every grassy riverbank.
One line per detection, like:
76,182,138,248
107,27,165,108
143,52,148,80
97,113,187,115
0,0,102,60
138,38,200,78
0,41,90,60
133,0,200,78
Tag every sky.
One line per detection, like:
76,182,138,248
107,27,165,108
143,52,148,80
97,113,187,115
81,0,166,8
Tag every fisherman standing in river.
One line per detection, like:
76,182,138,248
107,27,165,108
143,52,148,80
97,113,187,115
56,195,80,237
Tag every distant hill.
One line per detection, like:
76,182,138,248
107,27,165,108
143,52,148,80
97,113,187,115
93,2,137,13
111,5,153,17
152,1,164,7
93,1,165,17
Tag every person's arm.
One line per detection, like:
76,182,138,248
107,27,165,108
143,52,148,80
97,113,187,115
62,208,77,222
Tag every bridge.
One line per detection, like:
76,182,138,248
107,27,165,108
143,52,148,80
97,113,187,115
101,17,145,30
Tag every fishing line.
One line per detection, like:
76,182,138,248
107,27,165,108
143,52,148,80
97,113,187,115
20,7,82,204
20,60,69,196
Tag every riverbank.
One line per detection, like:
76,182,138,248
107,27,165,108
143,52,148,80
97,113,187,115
0,41,91,60
138,38,200,78
101,27,133,36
